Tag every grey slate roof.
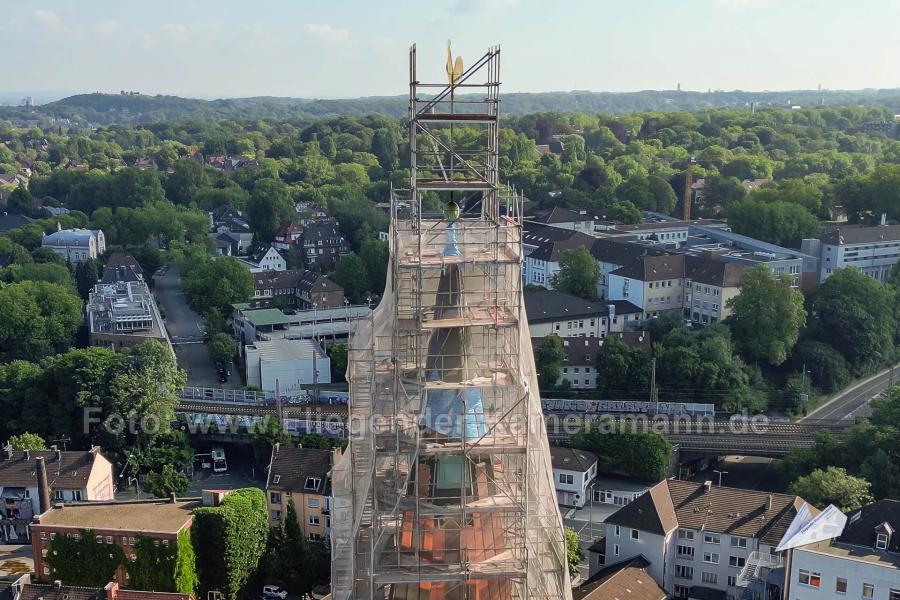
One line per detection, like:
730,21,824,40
0,448,106,489
266,444,331,495
524,289,606,323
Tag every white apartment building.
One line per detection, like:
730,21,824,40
604,479,814,600
550,446,598,508
786,500,900,600
802,223,900,284
41,227,105,263
524,289,643,339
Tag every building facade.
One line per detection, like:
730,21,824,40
550,446,598,508
41,227,105,263
802,224,900,284
0,447,114,542
265,444,339,540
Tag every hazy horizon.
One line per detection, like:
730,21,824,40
4,0,899,100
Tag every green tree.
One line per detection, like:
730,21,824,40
164,159,210,205
806,268,895,375
534,334,565,390
329,252,369,304
573,421,672,480
0,280,82,360
550,247,599,300
359,238,388,297
7,186,36,216
790,467,873,511
726,199,819,247
565,527,584,577
595,335,651,397
0,237,32,265
8,432,47,450
193,488,269,600
790,341,851,393
1,262,74,288
208,332,234,367
726,265,806,366
329,343,348,383
75,258,100,299
247,178,293,243
606,200,642,224
143,464,190,498
181,256,254,317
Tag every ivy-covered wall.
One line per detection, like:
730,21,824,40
46,528,196,595
46,529,125,587
193,488,268,600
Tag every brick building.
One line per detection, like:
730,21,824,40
31,498,199,585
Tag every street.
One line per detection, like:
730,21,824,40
154,266,239,389
802,363,899,423
562,501,620,581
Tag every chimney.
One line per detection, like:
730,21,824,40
703,480,713,493
53,581,62,590
170,492,177,503
767,494,773,511
3,443,11,461
36,457,51,514
24,450,29,461
881,213,888,226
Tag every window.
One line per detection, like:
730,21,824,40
730,536,748,548
630,529,639,540
129,537,137,545
308,516,320,526
675,565,693,580
614,525,621,537
96,535,102,543
890,590,900,600
836,578,847,594
727,576,737,587
270,509,281,520
799,569,821,588
677,545,695,558
613,544,619,556
559,473,574,485
729,556,746,568
675,585,690,599
270,492,282,504
876,533,889,550
703,552,719,564
40,532,47,540
272,475,280,484
72,490,83,501
106,536,113,544
704,533,721,544
308,498,320,508
862,583,874,599
54,490,64,500
702,572,718,585
678,529,695,540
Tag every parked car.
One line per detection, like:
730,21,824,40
263,585,287,599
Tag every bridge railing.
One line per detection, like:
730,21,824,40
178,387,350,406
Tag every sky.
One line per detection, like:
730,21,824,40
4,0,900,100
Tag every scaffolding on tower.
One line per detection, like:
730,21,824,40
330,43,572,600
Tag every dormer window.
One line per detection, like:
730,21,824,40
304,477,321,490
876,533,889,550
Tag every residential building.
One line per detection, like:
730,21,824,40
209,205,251,234
251,269,304,309
295,270,345,309
210,230,253,256
104,253,144,279
7,575,192,600
524,289,643,338
550,446,598,508
590,238,673,300
544,332,651,390
601,219,728,248
297,218,349,271
589,475,654,508
41,227,105,263
802,223,900,284
604,479,814,600
682,255,745,326
0,213,34,234
527,206,599,236
607,254,686,321
238,245,287,273
574,556,667,600
266,443,341,540
31,498,198,584
787,500,900,600
692,226,816,290
273,221,305,251
523,231,597,287
244,337,331,393
87,279,171,352
0,447,114,542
